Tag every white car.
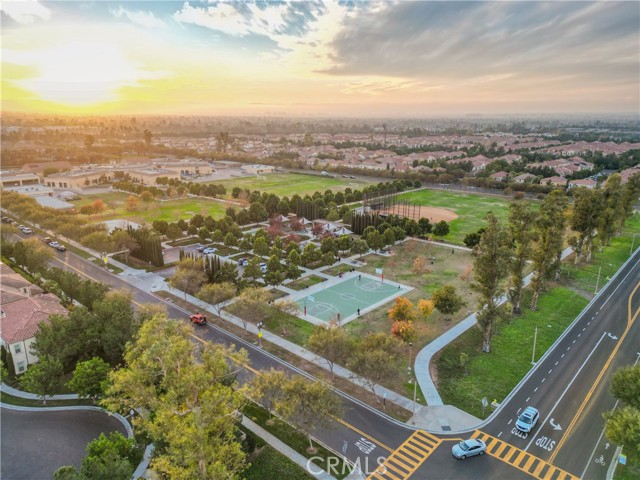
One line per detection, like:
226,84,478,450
21,227,33,234
516,406,540,433
452,439,486,459
260,262,268,273
202,247,217,255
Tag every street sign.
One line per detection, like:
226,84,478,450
619,454,627,465
481,397,488,407
375,268,383,275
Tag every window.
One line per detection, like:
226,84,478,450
17,361,25,373
14,344,21,354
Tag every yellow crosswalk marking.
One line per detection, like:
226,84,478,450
367,430,441,480
471,431,579,480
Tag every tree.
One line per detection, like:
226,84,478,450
307,324,352,373
169,257,207,300
84,135,95,152
508,201,537,314
463,228,485,249
232,287,269,330
417,299,434,318
224,232,237,247
431,285,465,316
92,290,140,366
570,188,604,264
604,407,640,454
348,333,403,403
91,200,106,216
12,238,53,274
301,243,321,266
351,239,369,258
68,357,111,403
125,195,139,211
391,320,415,342
383,227,396,246
433,221,450,238
103,315,247,479
472,213,511,353
413,256,428,275
365,229,384,251
253,237,270,256
110,230,139,262
276,376,342,453
243,257,262,280
530,190,567,310
610,364,640,410
166,223,182,241
387,297,417,323
197,282,235,317
54,432,138,480
19,355,64,404
143,129,152,148
247,368,288,422
598,174,623,246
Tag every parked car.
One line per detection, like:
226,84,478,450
259,262,268,273
2,217,12,223
321,171,329,176
53,244,66,252
203,247,217,254
43,237,53,244
196,245,206,252
21,227,32,234
349,175,356,179
451,439,486,459
515,406,539,433
189,313,207,325
237,258,249,266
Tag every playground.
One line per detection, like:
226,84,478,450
293,272,412,325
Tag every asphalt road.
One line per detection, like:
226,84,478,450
0,408,127,480
13,228,640,480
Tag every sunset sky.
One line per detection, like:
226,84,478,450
1,0,639,117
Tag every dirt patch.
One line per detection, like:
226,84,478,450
378,205,458,223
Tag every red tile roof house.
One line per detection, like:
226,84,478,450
490,171,509,182
0,291,68,375
542,176,568,187
514,173,538,184
568,178,597,189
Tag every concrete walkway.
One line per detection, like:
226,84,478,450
1,382,79,400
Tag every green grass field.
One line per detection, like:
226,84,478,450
436,287,588,417
73,193,228,224
218,173,373,198
398,189,525,244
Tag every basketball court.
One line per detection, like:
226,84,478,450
292,272,413,325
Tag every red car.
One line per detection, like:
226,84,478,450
189,313,207,325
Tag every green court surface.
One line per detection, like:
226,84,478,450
295,274,409,324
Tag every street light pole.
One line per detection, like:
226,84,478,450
531,326,538,365
411,376,417,425
594,266,602,294
631,234,638,256
408,342,413,372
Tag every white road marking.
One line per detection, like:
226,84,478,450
581,401,618,480
567,346,571,350
526,397,530,402
542,378,546,383
534,387,538,392
561,354,565,358
508,419,513,425
578,333,582,338
583,327,586,331
525,332,609,451
555,361,559,366
588,321,591,325
517,408,522,414
548,369,553,374
498,431,503,437
573,339,576,344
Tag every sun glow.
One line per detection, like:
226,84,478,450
6,40,165,106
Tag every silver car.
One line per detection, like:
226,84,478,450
451,439,486,459
515,406,539,433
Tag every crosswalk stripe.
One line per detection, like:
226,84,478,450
366,430,442,480
470,430,579,480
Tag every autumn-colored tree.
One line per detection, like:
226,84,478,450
413,256,427,275
388,297,417,323
418,299,434,318
91,199,106,216
391,320,416,342
125,195,139,211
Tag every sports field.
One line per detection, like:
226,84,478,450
73,192,228,223
397,189,532,244
293,272,412,325
219,173,373,198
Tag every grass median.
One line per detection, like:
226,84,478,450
436,287,588,418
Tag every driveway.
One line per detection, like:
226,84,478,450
1,407,128,480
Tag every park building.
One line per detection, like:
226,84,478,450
0,171,40,188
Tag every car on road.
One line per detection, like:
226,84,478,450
202,247,217,254
515,406,539,433
43,237,53,244
20,226,33,234
53,243,66,252
196,245,206,252
189,313,207,325
451,439,486,459
349,175,356,179
2,217,12,223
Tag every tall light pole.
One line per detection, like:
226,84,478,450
408,342,413,372
631,234,638,256
411,376,418,425
531,326,538,365
594,266,602,294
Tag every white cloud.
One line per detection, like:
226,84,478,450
1,0,51,24
111,6,167,29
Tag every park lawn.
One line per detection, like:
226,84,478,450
561,213,640,296
398,189,527,245
242,445,314,480
285,275,327,291
218,173,373,199
436,287,588,418
73,194,229,224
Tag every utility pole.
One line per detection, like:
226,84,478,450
411,377,417,425
631,234,638,256
531,326,538,365
594,266,602,294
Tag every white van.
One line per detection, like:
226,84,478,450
321,171,329,176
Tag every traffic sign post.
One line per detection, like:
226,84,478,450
481,397,488,418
